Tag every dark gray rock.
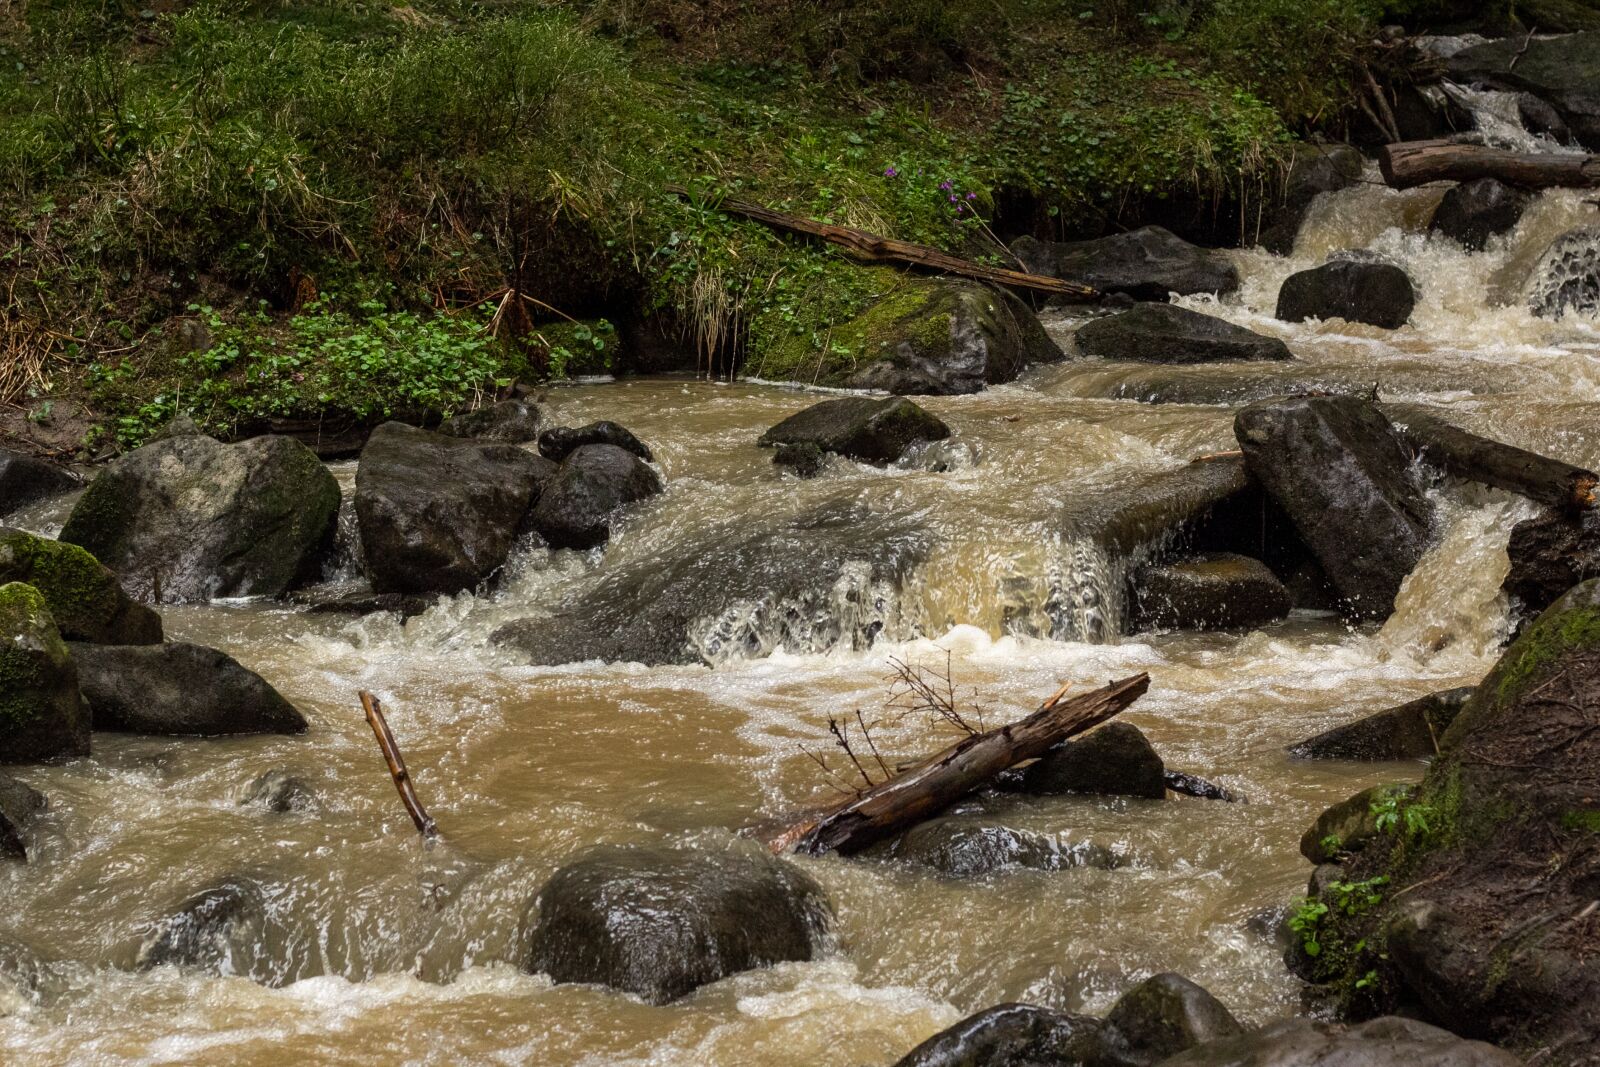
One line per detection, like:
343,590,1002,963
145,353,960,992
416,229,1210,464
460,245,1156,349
524,844,832,1003
538,420,653,463
1101,973,1244,1066
772,441,827,479
1013,227,1239,301
0,582,87,764
891,1003,1107,1067
1130,553,1292,632
1526,225,1600,320
1022,722,1166,799
300,589,435,619
72,642,306,736
1428,179,1532,252
136,877,272,977
1275,260,1415,329
59,432,340,603
1287,688,1473,761
759,397,950,466
1447,31,1600,150
1235,397,1433,621
0,771,46,860
1517,91,1574,146
1153,1016,1522,1066
880,816,1122,877
355,421,556,594
1075,304,1291,365
0,528,161,645
526,443,663,550
1503,507,1600,623
0,450,76,518
239,770,317,813
1250,144,1364,255
437,399,544,443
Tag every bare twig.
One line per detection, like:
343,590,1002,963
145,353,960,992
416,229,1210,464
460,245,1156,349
358,691,438,840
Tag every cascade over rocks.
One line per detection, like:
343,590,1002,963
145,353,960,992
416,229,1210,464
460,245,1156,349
0,771,46,860
72,642,306,735
1022,721,1167,799
1503,506,1600,622
0,529,161,645
1012,227,1240,301
1428,178,1532,251
0,583,86,764
525,443,663,550
524,844,832,1004
59,432,340,603
1288,688,1473,761
1234,397,1433,621
538,420,653,463
1525,225,1600,319
1154,1016,1522,1066
1249,143,1364,255
759,396,950,465
1275,260,1415,329
1446,31,1600,150
878,816,1122,877
437,398,544,443
355,421,556,594
0,450,76,518
1129,552,1292,632
136,877,275,979
1074,304,1292,364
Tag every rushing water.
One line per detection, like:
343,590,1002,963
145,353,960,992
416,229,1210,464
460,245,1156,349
3,155,1600,1064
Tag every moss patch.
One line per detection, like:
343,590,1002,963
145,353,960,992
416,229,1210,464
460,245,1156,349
0,529,123,635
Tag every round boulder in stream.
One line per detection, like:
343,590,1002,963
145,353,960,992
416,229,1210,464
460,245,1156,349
0,582,87,764
1427,178,1531,252
1129,552,1292,632
437,398,544,443
524,844,832,1003
136,877,276,979
1012,226,1239,301
538,420,653,463
0,529,161,645
1021,721,1167,799
1074,304,1291,364
0,449,76,519
1525,225,1600,320
71,642,306,735
525,443,663,550
759,396,950,466
891,1003,1107,1067
879,815,1122,877
1275,260,1415,329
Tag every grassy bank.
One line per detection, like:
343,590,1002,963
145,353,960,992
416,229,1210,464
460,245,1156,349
0,0,1393,452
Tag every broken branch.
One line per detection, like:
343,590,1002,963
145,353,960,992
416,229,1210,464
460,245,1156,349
358,690,439,840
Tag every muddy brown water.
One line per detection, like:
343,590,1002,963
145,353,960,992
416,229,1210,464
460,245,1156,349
2,176,1599,1065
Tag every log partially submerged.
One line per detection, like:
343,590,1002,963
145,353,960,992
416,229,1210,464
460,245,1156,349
1388,407,1598,513
359,690,439,840
767,673,1150,856
671,187,1099,301
1379,139,1600,191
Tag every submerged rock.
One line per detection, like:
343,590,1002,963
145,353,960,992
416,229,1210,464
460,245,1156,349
1100,972,1244,1065
891,1003,1106,1067
524,844,832,1003
355,421,556,594
879,816,1121,877
1013,227,1239,301
1287,688,1473,761
239,770,317,814
1525,225,1600,320
0,583,87,764
1447,31,1600,150
1249,143,1364,254
299,589,435,619
538,420,653,463
1129,552,1292,632
1428,178,1531,252
1156,1016,1521,1066
59,432,340,603
772,441,827,479
525,443,663,550
759,396,951,466
1503,506,1600,622
137,877,272,978
72,642,306,735
0,450,76,518
0,771,46,860
437,398,544,443
1074,304,1291,364
1022,722,1167,800
1275,260,1415,329
0,529,161,645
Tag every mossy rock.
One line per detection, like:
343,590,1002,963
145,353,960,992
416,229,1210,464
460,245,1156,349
1299,784,1410,863
0,529,160,645
0,582,87,764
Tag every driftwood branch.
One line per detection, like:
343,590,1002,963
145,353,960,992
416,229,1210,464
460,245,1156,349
1379,139,1600,191
1387,407,1598,513
670,186,1099,301
359,690,439,840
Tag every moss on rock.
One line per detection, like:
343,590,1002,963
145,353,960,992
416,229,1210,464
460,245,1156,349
0,529,161,644
0,582,87,763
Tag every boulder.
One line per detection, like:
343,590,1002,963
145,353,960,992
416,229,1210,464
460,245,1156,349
354,421,556,594
1013,227,1240,301
525,443,663,550
72,642,306,735
437,398,544,443
1525,225,1600,320
136,877,273,978
1129,553,1292,632
880,816,1122,877
759,397,950,465
1234,397,1433,621
0,583,86,764
1275,260,1415,329
1153,1016,1522,1067
891,1004,1107,1067
1299,784,1404,863
1447,31,1600,150
1249,143,1364,255
1101,973,1244,1065
299,589,435,619
239,770,317,814
0,450,76,518
772,441,827,479
1427,179,1532,252
537,420,653,463
1022,722,1166,799
0,529,161,645
0,771,46,860
1074,304,1291,364
59,432,340,603
1287,688,1473,761
524,844,832,1003
1503,506,1600,622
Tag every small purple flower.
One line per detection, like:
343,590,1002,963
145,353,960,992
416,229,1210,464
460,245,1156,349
967,192,977,200
883,166,898,178
939,180,952,191
949,194,958,202
956,203,965,213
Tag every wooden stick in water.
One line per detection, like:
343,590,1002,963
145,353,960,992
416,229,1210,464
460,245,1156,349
359,690,439,840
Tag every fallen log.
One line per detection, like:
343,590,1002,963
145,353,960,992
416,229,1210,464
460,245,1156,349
358,690,439,840
768,673,1150,856
1387,406,1597,513
1379,139,1600,191
669,186,1099,301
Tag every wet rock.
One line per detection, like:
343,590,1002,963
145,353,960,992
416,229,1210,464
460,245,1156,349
299,589,435,619
890,1003,1107,1067
1013,227,1239,302
0,938,49,1006
1163,771,1242,803
1427,179,1532,252
1075,304,1291,365
72,642,306,735
0,583,87,764
1154,1016,1522,1066
1299,784,1402,863
880,816,1122,877
538,420,653,463
0,450,76,518
1447,31,1600,150
1022,722,1166,799
1287,688,1473,761
1100,973,1244,1065
0,529,161,645
0,771,46,860
1517,92,1574,146
137,877,271,976
1526,225,1600,320
759,397,951,466
59,432,340,603
1249,143,1364,255
1129,553,1292,633
1275,260,1414,329
524,844,832,1003
525,443,663,550
1235,396,1433,621
437,398,544,443
355,421,556,594
1503,506,1600,622
772,441,827,479
239,770,317,813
